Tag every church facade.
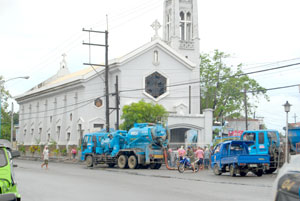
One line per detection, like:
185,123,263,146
15,0,213,149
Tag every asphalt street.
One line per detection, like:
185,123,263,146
14,159,276,201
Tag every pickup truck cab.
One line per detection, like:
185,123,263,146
211,140,270,177
241,130,283,173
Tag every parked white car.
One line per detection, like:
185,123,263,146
272,155,300,201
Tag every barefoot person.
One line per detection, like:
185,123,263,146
41,146,49,169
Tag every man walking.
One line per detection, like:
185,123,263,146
41,146,49,169
195,147,204,170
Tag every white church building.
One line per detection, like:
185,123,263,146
15,0,213,149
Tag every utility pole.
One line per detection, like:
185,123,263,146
109,76,120,130
83,28,110,132
10,102,14,144
244,87,248,130
115,76,120,130
293,113,297,123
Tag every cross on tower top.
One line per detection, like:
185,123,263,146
151,20,161,40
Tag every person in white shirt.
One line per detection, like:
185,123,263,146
41,146,49,169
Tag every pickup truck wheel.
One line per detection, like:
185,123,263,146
240,171,247,177
128,155,138,169
86,155,93,167
265,168,276,174
118,155,128,169
213,164,222,175
230,165,236,177
255,169,263,177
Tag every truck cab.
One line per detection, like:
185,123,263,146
211,140,269,177
241,130,283,173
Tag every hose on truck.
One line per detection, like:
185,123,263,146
163,148,177,170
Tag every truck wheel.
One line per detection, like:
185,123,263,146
118,155,128,169
255,169,263,177
240,171,247,177
108,163,115,168
229,165,236,177
128,155,138,169
265,168,276,174
213,164,222,175
150,163,157,169
86,155,94,168
178,163,185,173
154,163,162,169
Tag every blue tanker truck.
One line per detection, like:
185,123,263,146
80,123,168,169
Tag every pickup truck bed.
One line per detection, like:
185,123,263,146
221,154,269,165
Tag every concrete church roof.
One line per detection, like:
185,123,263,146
15,38,196,101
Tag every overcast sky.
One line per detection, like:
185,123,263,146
1,0,300,133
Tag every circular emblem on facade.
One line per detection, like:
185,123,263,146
145,71,167,99
94,98,103,108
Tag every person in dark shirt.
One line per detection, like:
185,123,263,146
186,146,196,172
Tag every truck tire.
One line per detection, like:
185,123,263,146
118,155,128,169
265,168,276,174
108,163,115,168
230,165,236,177
255,169,263,177
86,155,94,168
150,163,161,169
128,155,138,169
154,163,162,169
213,164,222,175
240,170,247,177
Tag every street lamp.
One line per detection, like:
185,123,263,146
283,101,291,163
0,76,30,139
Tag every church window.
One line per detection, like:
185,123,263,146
166,10,171,40
186,12,192,41
145,72,167,99
67,132,71,141
94,98,103,108
180,11,185,40
153,50,159,64
180,11,192,41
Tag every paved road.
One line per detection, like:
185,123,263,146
14,159,276,201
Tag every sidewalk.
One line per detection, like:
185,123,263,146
18,155,84,165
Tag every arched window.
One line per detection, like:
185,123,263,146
186,12,192,41
153,50,159,64
180,11,193,41
180,11,185,40
166,12,171,40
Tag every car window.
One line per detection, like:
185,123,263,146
0,149,8,167
83,136,89,144
243,132,256,142
267,131,278,143
258,132,264,144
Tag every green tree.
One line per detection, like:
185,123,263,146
0,76,12,140
120,100,168,131
200,50,268,121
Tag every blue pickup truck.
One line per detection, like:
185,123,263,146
211,140,270,177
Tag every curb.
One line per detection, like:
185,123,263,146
17,156,84,165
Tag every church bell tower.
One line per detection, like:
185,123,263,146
163,0,200,65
